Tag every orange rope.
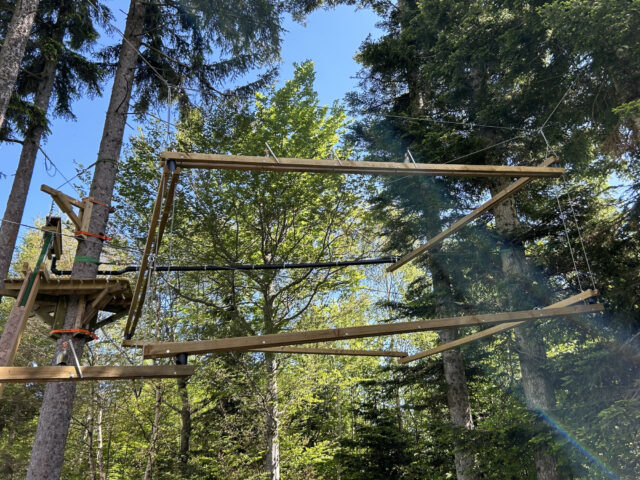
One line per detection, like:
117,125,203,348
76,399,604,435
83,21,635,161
74,231,113,241
50,329,98,341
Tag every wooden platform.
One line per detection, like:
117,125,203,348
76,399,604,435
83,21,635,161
0,365,194,383
141,303,603,358
1,277,132,325
160,152,565,178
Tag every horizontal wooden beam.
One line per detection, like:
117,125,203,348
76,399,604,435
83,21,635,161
1,277,131,296
398,290,599,363
143,303,603,358
388,157,558,272
0,365,194,383
122,341,407,357
249,347,407,357
160,152,565,178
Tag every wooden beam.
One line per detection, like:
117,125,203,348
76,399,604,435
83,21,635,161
122,341,407,357
0,269,40,366
127,168,180,338
1,277,131,294
388,157,558,272
160,152,565,178
125,168,169,337
249,347,408,357
142,303,603,358
0,365,195,383
82,286,125,327
41,184,83,229
398,290,599,364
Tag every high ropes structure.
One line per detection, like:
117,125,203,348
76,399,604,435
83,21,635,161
0,151,603,384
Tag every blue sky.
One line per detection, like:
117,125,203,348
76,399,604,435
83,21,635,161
0,3,381,239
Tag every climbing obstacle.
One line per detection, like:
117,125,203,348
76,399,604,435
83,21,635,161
0,213,191,385
124,152,566,340
0,150,600,385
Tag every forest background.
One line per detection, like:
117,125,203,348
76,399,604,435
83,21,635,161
0,1,638,480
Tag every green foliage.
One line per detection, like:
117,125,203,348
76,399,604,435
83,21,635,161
1,0,106,141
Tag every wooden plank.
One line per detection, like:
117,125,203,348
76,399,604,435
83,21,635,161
82,287,124,326
142,303,603,358
125,168,169,337
388,157,558,272
122,341,407,357
41,184,82,229
127,168,180,338
2,278,130,293
398,290,599,363
160,152,565,178
0,365,195,383
249,347,408,357
0,271,39,366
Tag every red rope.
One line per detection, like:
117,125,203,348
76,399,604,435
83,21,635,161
74,231,113,241
50,329,98,341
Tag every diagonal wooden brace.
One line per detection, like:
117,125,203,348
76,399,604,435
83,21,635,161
398,289,599,363
388,157,559,272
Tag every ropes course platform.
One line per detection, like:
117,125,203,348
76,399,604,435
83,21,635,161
124,153,565,338
0,276,132,329
0,365,194,383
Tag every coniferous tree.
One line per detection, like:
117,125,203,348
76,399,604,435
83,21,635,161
26,2,330,478
0,0,40,130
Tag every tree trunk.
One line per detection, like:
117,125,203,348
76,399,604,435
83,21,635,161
265,352,280,480
0,0,40,130
143,386,163,480
96,403,105,480
432,266,478,480
25,2,147,478
178,377,192,469
0,7,61,287
87,408,96,480
491,177,559,480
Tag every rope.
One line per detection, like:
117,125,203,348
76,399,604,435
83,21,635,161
555,192,583,291
563,186,597,290
541,129,597,292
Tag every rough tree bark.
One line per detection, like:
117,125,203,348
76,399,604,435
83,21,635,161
178,377,192,469
407,34,478,475
432,264,478,480
0,0,65,297
491,177,559,480
96,401,106,480
25,1,147,478
143,386,163,480
0,0,40,130
265,351,280,480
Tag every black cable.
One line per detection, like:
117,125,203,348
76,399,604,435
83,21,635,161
50,255,398,276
